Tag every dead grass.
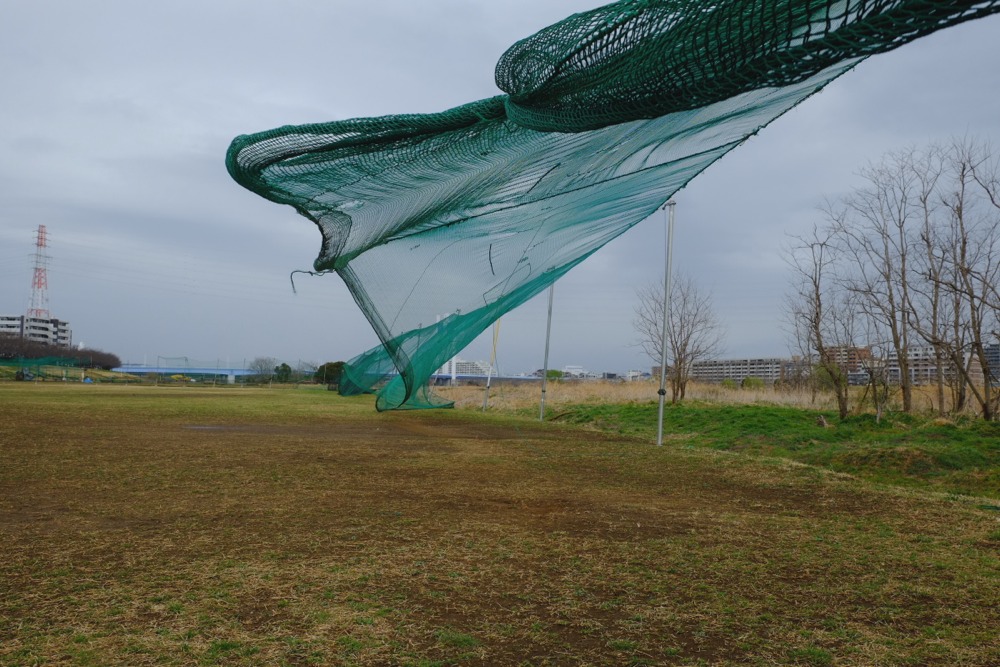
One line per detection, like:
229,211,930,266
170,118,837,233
1,384,998,666
444,379,838,412
446,379,994,416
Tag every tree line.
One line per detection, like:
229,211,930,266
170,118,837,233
244,357,344,385
785,138,1000,421
0,334,121,370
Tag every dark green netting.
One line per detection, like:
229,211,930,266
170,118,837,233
226,0,999,411
0,357,79,368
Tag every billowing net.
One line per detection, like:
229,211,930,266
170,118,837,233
227,0,999,411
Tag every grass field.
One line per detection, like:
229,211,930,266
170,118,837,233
2,384,999,666
443,383,1000,499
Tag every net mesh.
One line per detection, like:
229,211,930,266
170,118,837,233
227,0,999,411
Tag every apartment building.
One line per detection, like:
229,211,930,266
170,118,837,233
437,357,492,377
885,346,951,385
986,344,1000,384
690,357,788,385
0,314,72,347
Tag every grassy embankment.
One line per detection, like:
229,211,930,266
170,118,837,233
1,384,998,666
441,382,1000,500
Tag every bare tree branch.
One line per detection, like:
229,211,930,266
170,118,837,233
634,274,725,403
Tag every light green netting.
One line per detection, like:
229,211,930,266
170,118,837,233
227,0,999,411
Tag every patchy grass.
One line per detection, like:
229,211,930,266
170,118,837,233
537,400,1000,499
1,384,998,665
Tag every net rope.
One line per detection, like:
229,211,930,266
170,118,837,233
227,0,999,410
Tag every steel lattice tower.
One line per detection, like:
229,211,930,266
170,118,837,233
27,224,50,319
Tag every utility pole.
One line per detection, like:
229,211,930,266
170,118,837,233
657,201,676,446
539,284,555,421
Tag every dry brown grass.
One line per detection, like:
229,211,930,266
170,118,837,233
1,384,998,666
448,379,996,417
443,379,838,412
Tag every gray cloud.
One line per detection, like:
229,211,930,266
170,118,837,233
1,2,998,375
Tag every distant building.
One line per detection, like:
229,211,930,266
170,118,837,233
437,357,492,377
561,365,600,378
0,314,72,347
821,346,872,372
885,346,952,386
986,344,1000,384
641,343,1000,389
690,357,788,385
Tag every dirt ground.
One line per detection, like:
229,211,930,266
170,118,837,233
1,386,998,666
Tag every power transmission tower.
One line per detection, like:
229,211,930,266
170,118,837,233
27,225,51,319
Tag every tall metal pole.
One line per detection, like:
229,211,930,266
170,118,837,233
482,319,501,411
539,284,555,421
657,200,676,446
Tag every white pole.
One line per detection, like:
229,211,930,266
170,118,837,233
657,200,676,446
482,319,501,411
539,284,555,421
449,310,460,386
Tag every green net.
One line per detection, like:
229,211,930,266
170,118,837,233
227,0,999,411
0,357,78,368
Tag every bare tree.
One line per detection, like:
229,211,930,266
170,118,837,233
784,225,856,419
906,146,952,414
634,274,724,403
969,141,1000,411
826,149,918,412
902,139,1000,420
247,356,277,384
783,138,1000,420
856,313,895,423
937,140,1000,420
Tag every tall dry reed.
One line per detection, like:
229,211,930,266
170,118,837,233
437,380,839,412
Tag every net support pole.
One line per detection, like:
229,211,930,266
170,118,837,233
539,284,555,421
447,312,458,386
657,200,676,446
482,319,500,411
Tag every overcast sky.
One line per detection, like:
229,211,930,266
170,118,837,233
2,1,999,375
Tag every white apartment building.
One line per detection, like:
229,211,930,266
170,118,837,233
437,357,492,377
887,344,1000,386
0,315,72,347
886,346,955,385
690,357,788,385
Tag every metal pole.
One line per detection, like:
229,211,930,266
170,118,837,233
657,200,676,446
482,319,500,411
540,284,555,421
